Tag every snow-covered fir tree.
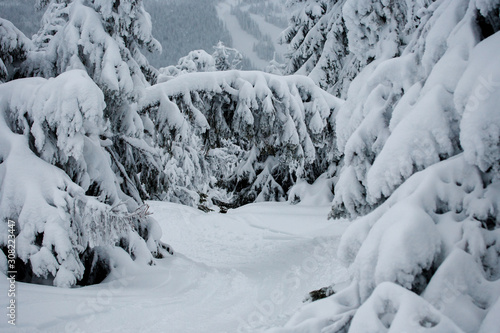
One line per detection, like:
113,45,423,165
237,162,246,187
0,69,172,287
281,0,429,97
0,0,171,287
23,0,166,206
271,0,500,332
280,0,330,75
212,41,243,71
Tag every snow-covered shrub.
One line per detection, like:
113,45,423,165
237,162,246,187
177,50,217,74
0,71,168,287
140,70,342,207
157,50,216,83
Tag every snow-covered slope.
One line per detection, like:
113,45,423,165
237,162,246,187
248,13,288,59
216,0,268,70
0,201,349,332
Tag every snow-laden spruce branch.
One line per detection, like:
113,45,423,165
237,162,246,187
138,70,343,205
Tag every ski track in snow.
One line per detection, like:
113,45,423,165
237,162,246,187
0,202,349,333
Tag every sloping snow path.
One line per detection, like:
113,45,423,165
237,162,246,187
0,202,349,332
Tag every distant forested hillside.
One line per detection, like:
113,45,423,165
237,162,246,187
0,0,232,69
144,0,232,68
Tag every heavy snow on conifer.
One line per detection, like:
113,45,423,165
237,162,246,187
271,0,500,332
0,0,169,287
22,0,165,206
1,2,500,333
0,71,169,287
140,70,342,207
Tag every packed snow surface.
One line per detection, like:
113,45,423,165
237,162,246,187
0,201,349,332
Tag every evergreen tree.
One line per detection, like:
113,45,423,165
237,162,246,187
212,41,243,71
330,0,450,219
0,0,171,287
280,0,329,75
281,0,428,97
277,1,500,332
23,0,165,205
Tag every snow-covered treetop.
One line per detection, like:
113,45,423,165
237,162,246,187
157,42,244,83
212,41,243,71
21,0,170,207
25,0,161,97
